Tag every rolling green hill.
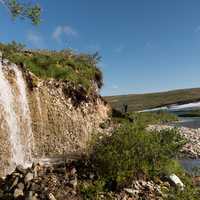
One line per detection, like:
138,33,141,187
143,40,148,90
104,88,200,112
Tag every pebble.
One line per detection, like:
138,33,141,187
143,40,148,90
14,188,24,198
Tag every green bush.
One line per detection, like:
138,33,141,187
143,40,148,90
90,122,185,187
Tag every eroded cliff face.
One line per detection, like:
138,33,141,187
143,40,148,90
0,59,110,176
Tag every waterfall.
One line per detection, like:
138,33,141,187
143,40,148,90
12,64,34,164
0,63,25,168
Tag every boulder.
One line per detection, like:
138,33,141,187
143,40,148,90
14,188,24,198
17,182,25,190
24,172,34,183
169,174,184,190
16,165,26,175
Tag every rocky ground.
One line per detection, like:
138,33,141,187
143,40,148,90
0,160,189,200
0,161,82,200
148,124,200,158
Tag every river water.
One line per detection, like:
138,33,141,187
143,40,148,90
143,102,200,173
172,113,200,173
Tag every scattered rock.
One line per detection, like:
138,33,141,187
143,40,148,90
17,182,25,190
0,162,81,200
25,172,34,183
49,193,57,200
124,188,139,195
69,175,78,189
10,177,19,190
14,188,24,198
16,165,26,174
168,174,184,190
193,176,200,186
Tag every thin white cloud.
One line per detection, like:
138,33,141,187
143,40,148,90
26,31,44,48
52,25,78,42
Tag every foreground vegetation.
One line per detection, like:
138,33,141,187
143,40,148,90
0,41,103,94
77,112,200,200
105,88,200,111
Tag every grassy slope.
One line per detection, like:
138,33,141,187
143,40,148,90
0,42,103,93
104,88,200,112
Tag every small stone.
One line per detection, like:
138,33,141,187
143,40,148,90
70,167,77,175
169,174,184,190
31,183,41,192
10,177,19,190
48,193,57,200
16,165,26,174
69,176,78,189
29,193,39,200
124,188,139,195
25,172,34,183
14,188,24,198
17,182,24,190
89,173,95,180
162,181,170,188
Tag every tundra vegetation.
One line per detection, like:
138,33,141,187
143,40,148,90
0,42,103,94
78,112,200,200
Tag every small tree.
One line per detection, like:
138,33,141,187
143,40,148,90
0,0,41,25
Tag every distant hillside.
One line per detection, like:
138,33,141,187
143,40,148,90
104,88,200,112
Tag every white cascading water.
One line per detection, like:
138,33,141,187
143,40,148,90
0,62,25,168
12,64,34,164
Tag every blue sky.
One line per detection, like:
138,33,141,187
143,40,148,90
1,0,200,96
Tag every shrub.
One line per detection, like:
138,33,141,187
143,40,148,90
89,122,186,188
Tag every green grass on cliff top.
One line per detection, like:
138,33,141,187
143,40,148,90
105,88,200,111
0,41,103,93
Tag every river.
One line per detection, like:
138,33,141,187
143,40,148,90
143,101,200,174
